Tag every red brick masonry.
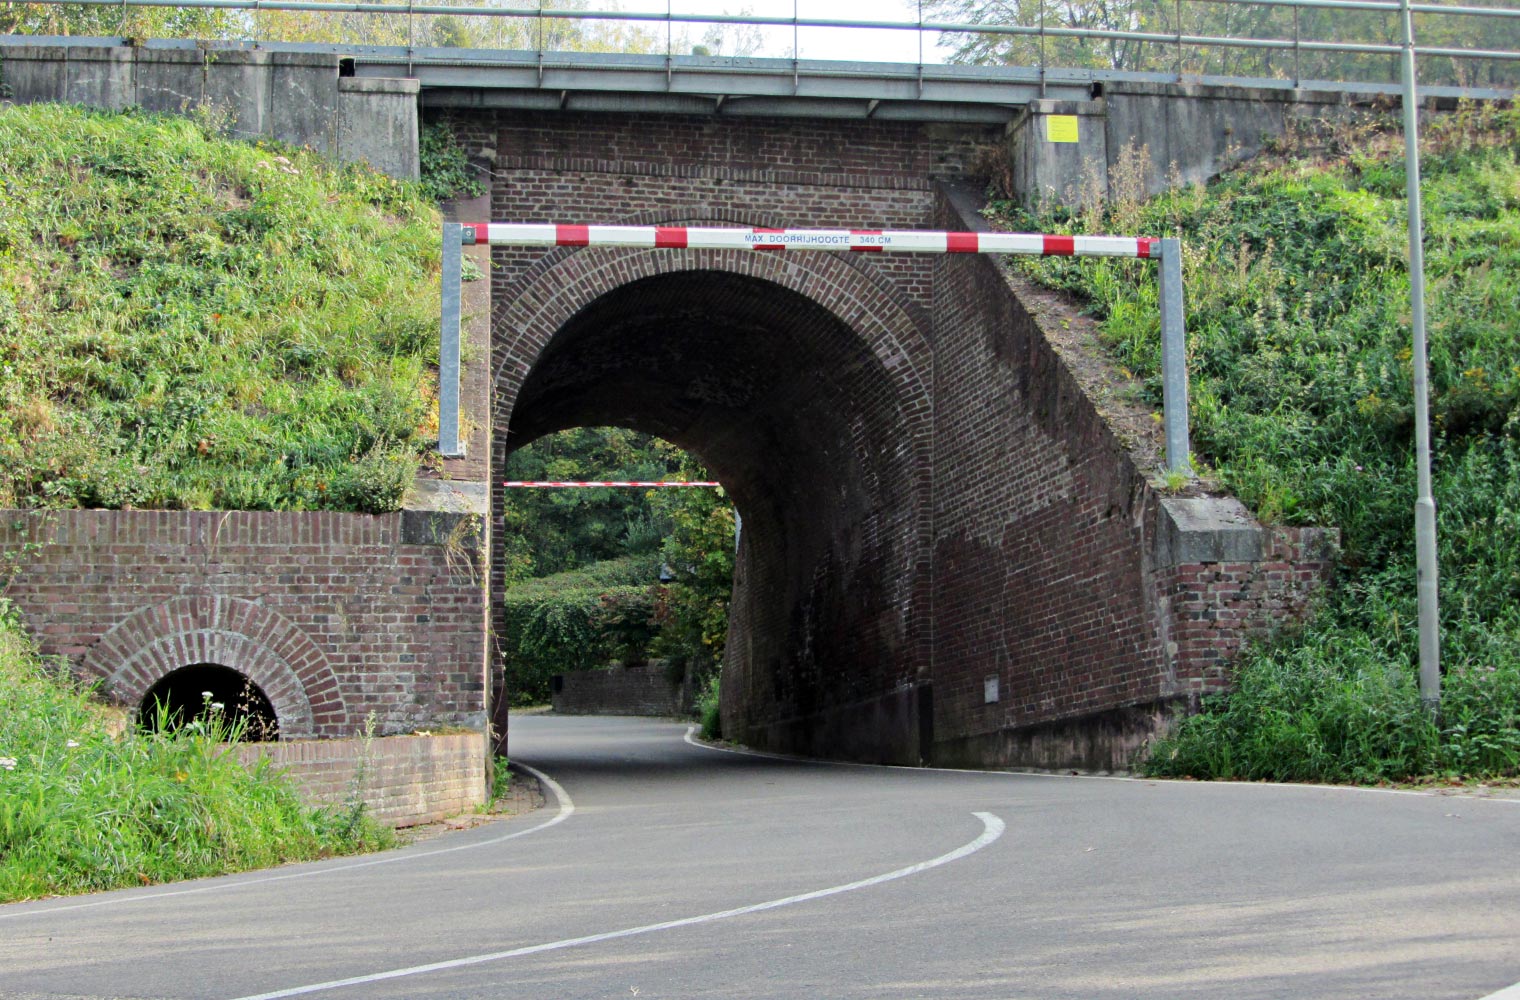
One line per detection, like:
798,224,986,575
0,508,489,739
236,732,487,828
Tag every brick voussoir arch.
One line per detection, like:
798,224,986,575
83,596,344,739
489,243,935,427
493,206,933,347
487,222,941,685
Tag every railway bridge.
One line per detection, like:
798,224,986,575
0,36,1366,770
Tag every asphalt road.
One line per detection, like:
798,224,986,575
3,714,1520,1000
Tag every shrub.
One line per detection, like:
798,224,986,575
696,673,722,741
498,559,660,706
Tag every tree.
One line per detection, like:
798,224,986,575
501,427,684,580
922,0,1518,87
648,454,736,676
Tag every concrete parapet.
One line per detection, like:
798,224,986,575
0,42,419,180
1008,80,1364,209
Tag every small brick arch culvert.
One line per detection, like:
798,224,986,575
139,662,280,741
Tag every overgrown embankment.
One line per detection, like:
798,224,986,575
997,105,1520,782
0,104,442,512
0,609,389,902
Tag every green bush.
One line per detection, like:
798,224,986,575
696,673,722,741
499,559,660,705
997,105,1520,782
0,608,389,902
0,104,442,513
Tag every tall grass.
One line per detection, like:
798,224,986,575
995,105,1520,782
0,104,442,512
0,607,389,902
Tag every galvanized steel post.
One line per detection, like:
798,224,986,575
1401,0,1441,708
1157,237,1191,477
439,222,465,458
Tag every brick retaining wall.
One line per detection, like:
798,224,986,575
551,665,692,717
237,732,487,828
0,508,489,738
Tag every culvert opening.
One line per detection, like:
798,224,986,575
141,663,280,741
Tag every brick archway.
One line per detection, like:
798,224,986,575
490,233,936,762
83,596,345,739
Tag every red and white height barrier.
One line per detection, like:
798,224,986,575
461,223,1158,259
440,222,1189,475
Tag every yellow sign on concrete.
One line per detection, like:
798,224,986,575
1045,115,1080,143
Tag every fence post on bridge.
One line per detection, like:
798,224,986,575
439,222,466,458
1157,237,1191,477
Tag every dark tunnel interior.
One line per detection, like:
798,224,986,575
505,269,927,740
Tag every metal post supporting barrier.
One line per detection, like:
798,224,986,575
1157,237,1191,477
439,221,465,458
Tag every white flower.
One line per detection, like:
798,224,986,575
211,702,225,712
66,740,80,748
0,757,16,771
201,691,213,699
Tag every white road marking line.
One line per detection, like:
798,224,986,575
0,762,573,922
1478,983,1520,999
227,811,1006,1000
683,727,1520,805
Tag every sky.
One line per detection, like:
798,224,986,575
610,0,959,64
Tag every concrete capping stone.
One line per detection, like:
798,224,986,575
1025,98,1105,116
338,76,420,96
268,50,338,69
400,508,474,546
1103,80,1351,105
404,478,489,516
1155,495,1263,567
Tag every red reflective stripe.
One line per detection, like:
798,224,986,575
655,226,688,249
1043,234,1075,256
752,227,786,251
945,232,980,253
557,224,590,247
1137,237,1157,259
466,223,489,243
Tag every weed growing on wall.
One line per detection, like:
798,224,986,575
0,611,390,902
994,104,1520,781
418,121,485,203
0,104,443,513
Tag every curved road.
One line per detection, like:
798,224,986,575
3,715,1519,999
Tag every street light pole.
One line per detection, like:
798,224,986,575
1399,0,1440,709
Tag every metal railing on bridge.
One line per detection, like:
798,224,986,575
3,0,1518,99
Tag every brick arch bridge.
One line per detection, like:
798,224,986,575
452,109,1334,767
0,86,1336,771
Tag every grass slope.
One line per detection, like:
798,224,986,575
0,608,389,902
0,104,442,512
995,105,1520,782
